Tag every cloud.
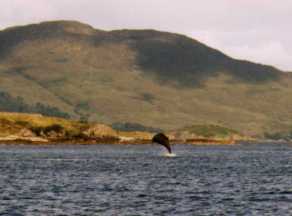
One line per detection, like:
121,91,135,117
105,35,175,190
190,29,292,70
0,0,292,71
0,0,56,27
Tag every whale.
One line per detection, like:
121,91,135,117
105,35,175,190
152,133,172,154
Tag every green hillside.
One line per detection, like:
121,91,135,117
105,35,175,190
0,20,292,137
0,91,70,118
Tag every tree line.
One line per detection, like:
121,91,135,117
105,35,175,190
0,91,70,119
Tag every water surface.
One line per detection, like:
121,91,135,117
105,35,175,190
1,143,292,215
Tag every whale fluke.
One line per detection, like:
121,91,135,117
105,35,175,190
152,133,171,154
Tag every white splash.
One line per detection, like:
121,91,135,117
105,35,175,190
163,153,176,157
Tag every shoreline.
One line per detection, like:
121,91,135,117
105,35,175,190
0,138,290,146
0,138,241,145
0,112,250,146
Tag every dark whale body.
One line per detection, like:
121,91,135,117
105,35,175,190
152,133,172,154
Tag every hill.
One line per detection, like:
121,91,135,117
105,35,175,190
0,20,292,137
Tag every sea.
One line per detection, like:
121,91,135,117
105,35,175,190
1,143,292,216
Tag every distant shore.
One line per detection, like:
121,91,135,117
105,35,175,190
0,112,249,146
0,137,238,145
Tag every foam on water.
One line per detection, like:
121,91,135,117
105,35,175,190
163,152,177,157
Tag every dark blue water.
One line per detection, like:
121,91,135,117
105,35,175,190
1,143,292,215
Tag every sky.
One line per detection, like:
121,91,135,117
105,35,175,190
1,0,292,71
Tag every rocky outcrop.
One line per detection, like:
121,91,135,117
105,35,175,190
0,135,48,143
118,131,154,144
83,124,118,138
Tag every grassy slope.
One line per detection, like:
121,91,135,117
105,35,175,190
0,21,292,137
0,112,242,142
179,125,239,138
0,112,82,137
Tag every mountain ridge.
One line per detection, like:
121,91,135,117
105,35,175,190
0,20,291,137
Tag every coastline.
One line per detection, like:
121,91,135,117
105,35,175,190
0,137,239,145
0,112,249,146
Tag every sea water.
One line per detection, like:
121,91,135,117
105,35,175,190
1,143,292,215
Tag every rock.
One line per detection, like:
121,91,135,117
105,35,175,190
84,124,118,138
117,131,154,140
17,128,35,137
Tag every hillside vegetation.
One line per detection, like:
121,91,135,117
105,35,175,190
0,21,292,137
0,112,119,143
176,125,240,139
0,112,245,144
0,91,70,118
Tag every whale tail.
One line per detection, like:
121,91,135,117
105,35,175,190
152,133,172,154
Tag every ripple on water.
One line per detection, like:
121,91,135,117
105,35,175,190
1,144,292,215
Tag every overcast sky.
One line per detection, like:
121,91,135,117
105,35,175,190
1,0,291,71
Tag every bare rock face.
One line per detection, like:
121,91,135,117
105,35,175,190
118,131,154,140
84,124,118,138
17,128,35,137
168,130,198,141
